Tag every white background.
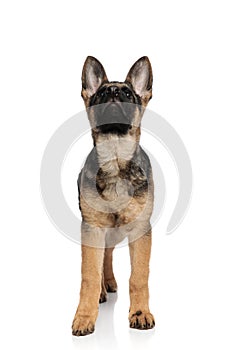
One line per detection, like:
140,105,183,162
0,1,233,349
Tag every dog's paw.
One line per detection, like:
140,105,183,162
129,310,155,330
105,278,118,293
72,314,95,336
99,290,107,303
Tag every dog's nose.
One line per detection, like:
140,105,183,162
106,86,119,98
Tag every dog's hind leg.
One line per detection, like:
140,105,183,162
104,247,118,293
99,270,108,303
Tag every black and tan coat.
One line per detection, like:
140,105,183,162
72,56,155,336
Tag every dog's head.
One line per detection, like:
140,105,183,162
81,56,153,136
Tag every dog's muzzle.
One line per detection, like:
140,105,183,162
95,102,132,135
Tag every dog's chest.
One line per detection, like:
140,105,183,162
96,135,136,201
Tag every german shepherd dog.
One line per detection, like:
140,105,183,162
72,56,155,336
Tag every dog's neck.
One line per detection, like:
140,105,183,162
93,127,140,169
92,127,141,201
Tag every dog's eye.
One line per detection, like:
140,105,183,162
124,89,131,98
97,90,105,98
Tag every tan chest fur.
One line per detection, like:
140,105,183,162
95,134,137,201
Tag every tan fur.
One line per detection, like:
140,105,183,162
103,248,117,292
128,232,155,328
72,244,104,336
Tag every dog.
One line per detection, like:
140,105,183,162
72,56,155,336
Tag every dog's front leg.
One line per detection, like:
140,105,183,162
72,241,104,336
128,231,155,330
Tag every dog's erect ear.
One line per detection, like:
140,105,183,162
125,56,153,100
82,56,108,98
